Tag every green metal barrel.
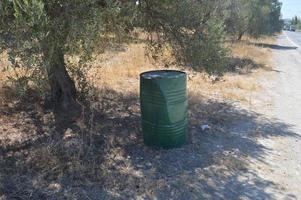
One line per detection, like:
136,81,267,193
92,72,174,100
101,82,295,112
140,70,187,149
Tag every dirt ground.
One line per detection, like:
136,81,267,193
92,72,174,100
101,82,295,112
0,36,299,200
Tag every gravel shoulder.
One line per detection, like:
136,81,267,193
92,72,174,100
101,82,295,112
247,32,301,199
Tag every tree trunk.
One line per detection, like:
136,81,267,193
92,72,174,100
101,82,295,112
47,47,81,120
237,32,244,40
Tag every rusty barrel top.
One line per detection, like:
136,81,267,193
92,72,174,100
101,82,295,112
140,70,187,149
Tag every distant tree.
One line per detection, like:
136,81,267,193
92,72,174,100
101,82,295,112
223,0,251,40
137,0,229,74
0,0,228,118
248,0,283,36
223,0,283,40
268,0,283,33
291,16,299,25
291,15,301,29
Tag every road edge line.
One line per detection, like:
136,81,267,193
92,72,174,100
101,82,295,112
284,31,300,48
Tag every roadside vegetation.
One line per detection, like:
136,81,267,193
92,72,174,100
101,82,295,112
291,16,301,30
0,0,283,199
0,0,283,118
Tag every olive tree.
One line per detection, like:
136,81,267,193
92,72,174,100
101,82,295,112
291,16,301,29
248,0,283,37
137,0,228,74
0,0,228,118
0,0,137,118
222,0,283,40
222,0,250,40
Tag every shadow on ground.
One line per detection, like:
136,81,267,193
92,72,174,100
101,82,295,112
251,42,298,50
226,57,264,74
225,42,293,75
0,88,299,200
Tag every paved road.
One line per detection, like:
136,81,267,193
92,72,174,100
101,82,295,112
284,31,301,48
255,31,301,199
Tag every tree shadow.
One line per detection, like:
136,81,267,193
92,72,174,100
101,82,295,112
250,43,298,50
223,40,297,75
0,88,299,199
226,57,264,74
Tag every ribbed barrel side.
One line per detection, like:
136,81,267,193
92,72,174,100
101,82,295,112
140,70,187,149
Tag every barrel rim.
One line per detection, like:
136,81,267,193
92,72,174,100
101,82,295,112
140,70,187,79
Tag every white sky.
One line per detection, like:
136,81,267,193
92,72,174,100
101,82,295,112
280,0,301,19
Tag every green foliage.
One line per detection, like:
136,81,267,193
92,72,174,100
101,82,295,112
222,0,283,39
184,19,229,75
0,0,284,102
1,0,136,98
5,66,49,98
291,16,301,30
66,57,93,101
248,0,283,37
137,0,229,74
223,0,250,40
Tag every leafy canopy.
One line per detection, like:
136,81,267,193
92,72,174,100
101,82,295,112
0,0,283,101
222,0,283,39
0,0,229,77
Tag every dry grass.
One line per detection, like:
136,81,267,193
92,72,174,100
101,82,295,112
85,36,275,105
0,36,279,199
0,51,10,106
0,36,275,104
230,36,274,68
89,43,156,93
0,52,9,85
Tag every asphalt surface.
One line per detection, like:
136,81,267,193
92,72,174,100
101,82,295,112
284,31,301,48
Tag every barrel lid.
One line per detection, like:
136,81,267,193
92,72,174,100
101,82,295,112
140,70,186,79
